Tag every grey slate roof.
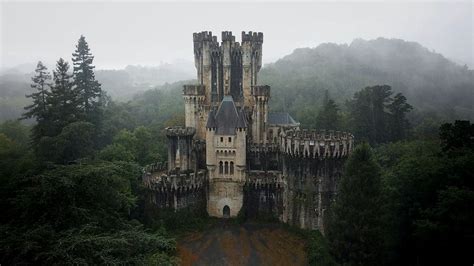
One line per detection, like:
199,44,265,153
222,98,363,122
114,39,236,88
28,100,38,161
206,96,247,135
268,112,298,125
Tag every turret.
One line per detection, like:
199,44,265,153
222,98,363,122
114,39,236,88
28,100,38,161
251,85,270,144
193,31,219,105
242,31,263,108
165,127,196,172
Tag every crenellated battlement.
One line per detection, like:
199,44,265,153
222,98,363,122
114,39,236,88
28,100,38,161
280,129,354,158
193,31,215,42
251,85,271,97
242,31,264,43
143,169,206,192
221,31,235,42
165,126,196,137
183,85,206,96
246,170,283,188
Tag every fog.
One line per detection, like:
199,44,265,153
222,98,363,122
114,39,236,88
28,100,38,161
1,1,472,70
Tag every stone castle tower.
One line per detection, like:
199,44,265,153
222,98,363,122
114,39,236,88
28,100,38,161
143,31,354,232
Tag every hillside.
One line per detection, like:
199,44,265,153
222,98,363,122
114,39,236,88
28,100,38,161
259,38,474,122
1,38,472,124
0,63,194,122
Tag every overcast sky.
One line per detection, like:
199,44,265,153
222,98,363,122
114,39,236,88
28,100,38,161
1,1,473,70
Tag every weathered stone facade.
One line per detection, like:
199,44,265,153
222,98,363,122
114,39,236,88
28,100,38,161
142,31,354,232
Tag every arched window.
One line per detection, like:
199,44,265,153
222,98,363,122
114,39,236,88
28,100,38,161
219,161,223,174
224,150,227,156
230,161,234,175
224,161,229,175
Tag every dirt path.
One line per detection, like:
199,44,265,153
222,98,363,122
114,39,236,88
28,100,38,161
177,222,307,266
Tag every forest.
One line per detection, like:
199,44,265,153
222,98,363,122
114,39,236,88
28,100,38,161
0,35,472,265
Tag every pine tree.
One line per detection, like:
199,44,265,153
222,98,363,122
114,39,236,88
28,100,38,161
316,90,341,130
388,93,412,141
48,58,78,135
327,143,384,265
349,85,393,144
72,35,102,123
22,61,52,144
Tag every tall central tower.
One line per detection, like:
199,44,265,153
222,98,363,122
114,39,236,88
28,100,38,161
184,31,267,144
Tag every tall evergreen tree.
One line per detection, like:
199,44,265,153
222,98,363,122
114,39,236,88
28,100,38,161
72,35,102,123
316,90,341,130
388,93,412,141
349,85,393,144
48,58,78,135
327,143,384,265
21,61,52,144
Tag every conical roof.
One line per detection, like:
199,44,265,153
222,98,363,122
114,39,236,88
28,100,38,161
206,95,247,135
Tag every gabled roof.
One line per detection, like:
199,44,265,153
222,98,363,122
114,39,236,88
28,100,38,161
268,112,299,126
206,96,247,135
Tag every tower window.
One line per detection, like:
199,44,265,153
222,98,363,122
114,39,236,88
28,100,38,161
230,161,234,175
220,137,223,142
228,137,232,142
219,161,223,174
224,161,229,175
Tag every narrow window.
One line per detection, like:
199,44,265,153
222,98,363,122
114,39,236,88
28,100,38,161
228,137,232,142
219,161,223,174
224,161,229,174
230,161,234,175
220,137,223,142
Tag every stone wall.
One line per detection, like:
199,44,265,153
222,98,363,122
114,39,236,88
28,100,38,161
242,170,285,220
282,156,344,233
207,180,244,217
143,170,207,211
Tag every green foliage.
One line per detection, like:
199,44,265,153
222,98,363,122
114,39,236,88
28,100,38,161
72,35,103,123
283,225,337,266
375,121,474,265
315,90,342,130
48,58,79,135
348,85,412,144
388,93,412,140
38,121,95,164
0,159,177,264
307,230,338,266
327,143,384,265
0,120,30,147
260,38,474,124
21,61,52,145
439,120,473,151
99,143,135,162
111,126,161,166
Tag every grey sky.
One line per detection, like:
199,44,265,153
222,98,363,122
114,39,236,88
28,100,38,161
1,1,473,70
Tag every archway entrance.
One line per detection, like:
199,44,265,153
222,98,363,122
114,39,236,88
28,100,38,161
223,205,230,218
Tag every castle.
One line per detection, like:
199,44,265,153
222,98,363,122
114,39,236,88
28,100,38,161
143,31,354,232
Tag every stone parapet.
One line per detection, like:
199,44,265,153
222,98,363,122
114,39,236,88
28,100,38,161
165,126,196,137
280,129,354,158
251,85,271,97
183,85,206,96
246,170,283,188
143,169,206,192
241,31,264,43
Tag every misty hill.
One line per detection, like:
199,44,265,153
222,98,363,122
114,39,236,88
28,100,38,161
96,61,194,100
0,71,34,123
0,62,194,122
259,38,474,121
